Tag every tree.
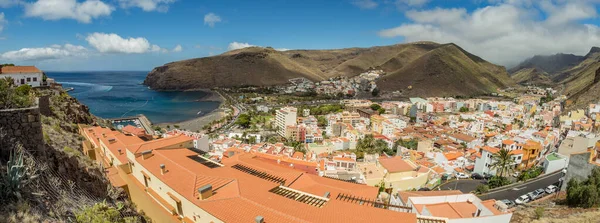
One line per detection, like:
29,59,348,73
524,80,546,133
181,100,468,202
236,114,251,128
317,115,327,127
566,167,600,208
356,135,392,156
371,87,380,97
377,108,386,115
490,149,515,178
370,104,381,111
459,107,469,112
487,176,511,188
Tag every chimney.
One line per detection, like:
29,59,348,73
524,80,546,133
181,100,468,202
160,164,166,175
475,208,482,217
118,149,122,155
324,192,330,198
197,184,213,200
228,151,235,157
255,216,264,223
141,150,153,160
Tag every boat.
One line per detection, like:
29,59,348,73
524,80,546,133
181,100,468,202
197,111,203,115
64,87,74,92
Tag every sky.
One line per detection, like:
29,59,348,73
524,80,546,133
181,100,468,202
1,0,600,71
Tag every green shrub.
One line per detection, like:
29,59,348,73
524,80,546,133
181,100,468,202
75,202,124,223
475,184,489,194
534,207,544,219
567,167,600,208
487,176,511,189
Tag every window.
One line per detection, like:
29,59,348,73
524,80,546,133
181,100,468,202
27,77,31,82
33,77,37,82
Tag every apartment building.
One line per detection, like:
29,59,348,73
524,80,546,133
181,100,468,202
276,107,297,137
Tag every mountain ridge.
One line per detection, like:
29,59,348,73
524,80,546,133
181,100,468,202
143,42,514,97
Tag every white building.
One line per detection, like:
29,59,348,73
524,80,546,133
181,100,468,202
473,146,523,175
393,192,512,223
542,152,568,174
276,107,297,137
0,66,43,87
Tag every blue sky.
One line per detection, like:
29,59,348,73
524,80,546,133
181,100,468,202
1,0,600,71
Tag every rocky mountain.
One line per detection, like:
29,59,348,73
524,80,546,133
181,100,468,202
510,67,553,86
509,53,585,81
144,42,514,97
560,48,600,107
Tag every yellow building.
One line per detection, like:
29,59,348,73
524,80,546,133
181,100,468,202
520,140,542,170
361,156,430,191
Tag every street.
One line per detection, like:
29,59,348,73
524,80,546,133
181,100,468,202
478,171,563,201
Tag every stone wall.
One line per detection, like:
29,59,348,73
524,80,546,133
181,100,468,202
0,99,44,154
562,152,598,190
38,95,52,116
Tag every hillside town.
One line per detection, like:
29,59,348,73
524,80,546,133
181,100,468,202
72,67,600,223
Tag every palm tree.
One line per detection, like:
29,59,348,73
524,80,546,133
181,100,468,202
491,149,516,177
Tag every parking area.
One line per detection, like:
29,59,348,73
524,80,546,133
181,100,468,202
478,171,562,202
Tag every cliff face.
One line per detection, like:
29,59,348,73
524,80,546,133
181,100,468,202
144,42,514,96
0,88,140,221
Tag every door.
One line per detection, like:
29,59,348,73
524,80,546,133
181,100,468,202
20,79,25,85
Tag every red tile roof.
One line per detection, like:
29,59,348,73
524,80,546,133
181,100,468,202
378,156,416,173
0,66,41,73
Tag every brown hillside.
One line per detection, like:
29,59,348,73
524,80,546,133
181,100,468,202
560,48,600,107
377,44,514,97
144,42,513,96
511,68,553,86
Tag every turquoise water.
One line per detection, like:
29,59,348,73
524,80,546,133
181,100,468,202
48,71,220,123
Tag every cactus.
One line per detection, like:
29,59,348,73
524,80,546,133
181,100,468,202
2,147,38,200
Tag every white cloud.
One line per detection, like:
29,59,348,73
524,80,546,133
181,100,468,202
352,0,378,9
0,43,87,61
0,12,6,32
204,13,221,27
85,32,165,54
396,0,430,7
118,0,175,12
0,0,22,8
227,42,255,51
227,42,291,52
172,44,182,52
25,0,113,23
378,1,600,67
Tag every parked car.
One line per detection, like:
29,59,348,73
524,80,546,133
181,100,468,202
501,199,515,208
526,192,537,200
532,189,545,200
512,172,520,178
545,185,558,194
471,173,484,180
515,195,530,205
456,172,469,179
483,172,493,180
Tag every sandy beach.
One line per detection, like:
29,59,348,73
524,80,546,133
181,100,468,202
157,90,227,132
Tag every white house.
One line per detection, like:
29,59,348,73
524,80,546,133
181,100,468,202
0,66,43,87
473,146,523,175
542,152,568,174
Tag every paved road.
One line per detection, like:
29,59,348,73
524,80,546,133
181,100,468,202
439,180,484,193
478,171,563,202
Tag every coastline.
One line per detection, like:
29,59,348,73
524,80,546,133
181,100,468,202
155,89,227,132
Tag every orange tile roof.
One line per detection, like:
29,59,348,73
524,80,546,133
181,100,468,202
482,146,500,154
451,133,475,142
0,65,41,73
333,156,355,162
135,148,417,223
128,134,193,154
432,166,446,174
378,156,416,173
423,202,478,219
502,139,515,145
122,125,147,136
444,151,464,161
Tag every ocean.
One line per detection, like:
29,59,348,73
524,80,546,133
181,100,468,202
48,71,221,124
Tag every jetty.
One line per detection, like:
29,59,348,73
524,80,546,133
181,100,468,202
109,114,154,135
